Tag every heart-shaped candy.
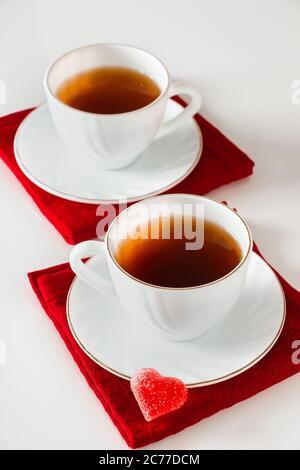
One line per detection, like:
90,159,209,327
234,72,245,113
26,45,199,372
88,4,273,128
130,368,188,422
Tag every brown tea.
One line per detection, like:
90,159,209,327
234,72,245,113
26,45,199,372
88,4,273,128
115,217,242,288
56,66,161,114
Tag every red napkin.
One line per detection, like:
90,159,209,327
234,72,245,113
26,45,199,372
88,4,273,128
0,98,254,244
28,244,300,448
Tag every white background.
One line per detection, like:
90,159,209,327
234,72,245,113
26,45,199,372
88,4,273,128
1,0,300,450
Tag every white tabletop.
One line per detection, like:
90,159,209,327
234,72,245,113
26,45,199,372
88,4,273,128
1,0,300,450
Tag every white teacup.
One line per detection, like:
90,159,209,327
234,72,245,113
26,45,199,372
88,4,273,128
70,194,253,341
44,43,202,170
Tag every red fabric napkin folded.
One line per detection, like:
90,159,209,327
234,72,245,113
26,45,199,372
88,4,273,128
28,244,300,449
0,98,254,244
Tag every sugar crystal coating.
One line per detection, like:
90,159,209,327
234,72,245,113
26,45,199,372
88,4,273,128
130,368,188,422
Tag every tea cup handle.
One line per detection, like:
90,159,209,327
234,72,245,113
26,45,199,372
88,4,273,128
69,240,115,297
156,83,202,138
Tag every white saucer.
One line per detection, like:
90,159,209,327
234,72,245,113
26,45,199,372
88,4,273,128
14,100,202,204
67,252,286,387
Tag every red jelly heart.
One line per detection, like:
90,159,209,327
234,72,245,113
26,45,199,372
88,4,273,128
130,368,188,422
